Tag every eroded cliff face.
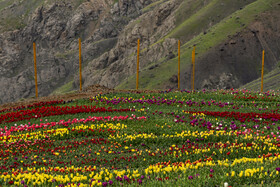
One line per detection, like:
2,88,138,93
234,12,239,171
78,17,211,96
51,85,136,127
192,11,280,90
80,0,180,89
80,0,280,91
0,0,156,104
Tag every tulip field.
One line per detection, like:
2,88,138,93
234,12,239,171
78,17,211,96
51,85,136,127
1,89,280,186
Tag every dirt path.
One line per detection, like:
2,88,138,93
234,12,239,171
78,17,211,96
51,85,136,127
0,85,161,111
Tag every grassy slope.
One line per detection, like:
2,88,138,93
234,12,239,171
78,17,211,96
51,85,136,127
142,0,167,13
117,0,278,90
241,62,280,91
51,80,76,95
169,0,255,42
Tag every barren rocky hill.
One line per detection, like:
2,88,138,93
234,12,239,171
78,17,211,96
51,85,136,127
0,0,279,104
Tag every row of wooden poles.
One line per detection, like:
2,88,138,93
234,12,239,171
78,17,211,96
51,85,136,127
136,40,196,91
32,39,266,98
136,39,266,92
32,39,83,98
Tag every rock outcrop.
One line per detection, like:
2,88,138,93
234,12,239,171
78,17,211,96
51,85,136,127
0,0,156,104
80,0,179,89
0,0,279,104
192,11,280,90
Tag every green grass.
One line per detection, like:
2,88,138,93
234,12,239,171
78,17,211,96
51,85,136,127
117,0,279,90
241,65,280,92
142,0,167,13
2,91,280,186
169,0,256,42
55,50,77,59
0,16,26,31
0,0,17,11
51,80,75,95
143,0,255,49
174,0,211,27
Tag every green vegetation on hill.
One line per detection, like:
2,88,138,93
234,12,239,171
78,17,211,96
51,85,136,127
142,0,167,13
51,80,75,95
170,0,256,42
242,63,280,92
117,0,279,90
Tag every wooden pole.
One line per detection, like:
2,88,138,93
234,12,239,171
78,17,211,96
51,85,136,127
136,39,140,90
178,40,181,90
33,42,38,98
261,50,265,92
79,38,82,91
192,46,196,91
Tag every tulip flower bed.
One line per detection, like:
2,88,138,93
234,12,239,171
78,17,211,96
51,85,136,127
1,89,280,186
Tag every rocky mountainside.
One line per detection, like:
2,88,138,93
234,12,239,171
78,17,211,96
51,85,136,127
0,0,279,104
0,0,155,104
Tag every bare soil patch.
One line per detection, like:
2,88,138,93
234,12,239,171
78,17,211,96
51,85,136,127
0,85,161,111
